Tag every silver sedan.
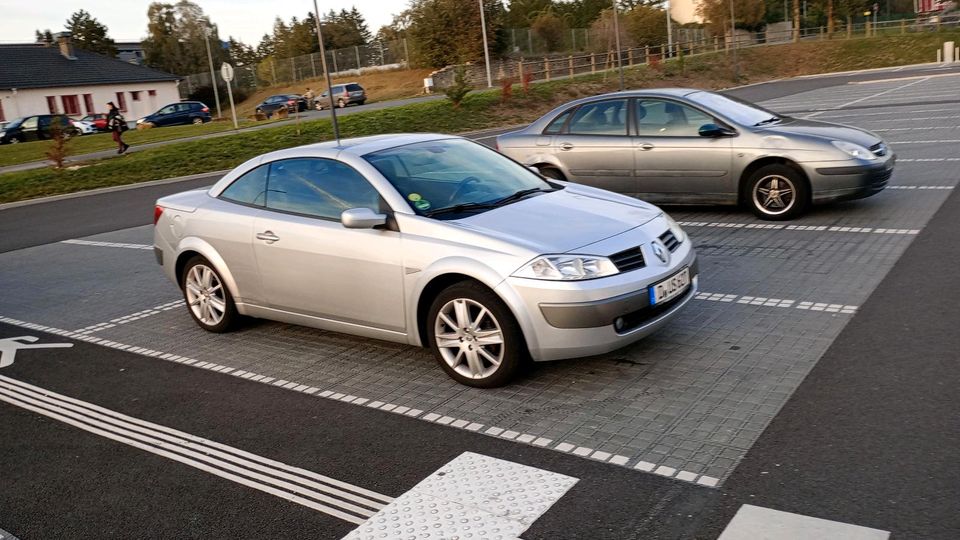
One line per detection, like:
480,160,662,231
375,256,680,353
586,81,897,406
496,88,895,220
154,134,697,387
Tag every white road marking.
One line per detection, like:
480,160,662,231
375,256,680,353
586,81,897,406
852,114,960,123
60,239,153,250
849,72,960,84
718,504,890,540
74,300,186,335
811,107,960,120
0,336,72,368
874,126,960,132
678,221,921,235
885,185,954,189
888,139,960,144
0,374,391,525
696,292,858,314
896,158,960,162
343,452,577,540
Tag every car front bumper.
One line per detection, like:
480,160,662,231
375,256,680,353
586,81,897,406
808,154,895,203
498,242,698,362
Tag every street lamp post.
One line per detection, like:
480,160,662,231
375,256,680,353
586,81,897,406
203,28,222,119
611,0,625,91
666,0,674,58
479,0,493,88
730,0,739,81
312,0,340,143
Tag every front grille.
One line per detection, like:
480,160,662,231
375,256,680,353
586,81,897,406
869,142,888,157
610,246,645,272
659,230,681,252
869,167,893,185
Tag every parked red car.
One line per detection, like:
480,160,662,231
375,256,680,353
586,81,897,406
79,113,109,132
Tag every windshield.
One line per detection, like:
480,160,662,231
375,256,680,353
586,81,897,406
364,139,555,219
4,118,24,129
688,91,783,126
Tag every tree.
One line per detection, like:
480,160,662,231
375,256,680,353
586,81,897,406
65,10,117,56
697,0,766,35
623,5,669,47
142,1,227,75
530,11,566,51
35,29,54,45
406,0,506,68
555,0,611,28
504,0,553,27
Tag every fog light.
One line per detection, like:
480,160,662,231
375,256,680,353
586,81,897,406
614,317,625,331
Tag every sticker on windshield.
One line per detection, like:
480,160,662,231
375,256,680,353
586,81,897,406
413,199,431,211
407,193,422,202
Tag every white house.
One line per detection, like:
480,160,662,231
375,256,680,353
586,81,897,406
0,33,180,125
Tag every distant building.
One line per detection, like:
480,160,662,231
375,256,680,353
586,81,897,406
115,41,146,65
670,0,704,25
0,33,179,124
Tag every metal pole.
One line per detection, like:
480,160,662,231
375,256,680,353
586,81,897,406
666,0,674,58
730,0,739,81
612,0,624,90
226,76,238,130
204,31,222,118
479,0,493,87
312,0,340,143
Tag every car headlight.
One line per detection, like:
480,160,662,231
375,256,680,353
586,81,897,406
136,118,145,124
513,255,619,281
662,212,686,243
832,140,876,160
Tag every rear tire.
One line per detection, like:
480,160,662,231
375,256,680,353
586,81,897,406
181,256,238,333
426,281,526,388
337,98,345,108
192,117,204,125
744,164,809,221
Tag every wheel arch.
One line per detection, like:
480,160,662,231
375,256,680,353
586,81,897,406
173,238,241,301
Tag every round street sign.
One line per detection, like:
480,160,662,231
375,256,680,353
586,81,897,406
220,63,234,82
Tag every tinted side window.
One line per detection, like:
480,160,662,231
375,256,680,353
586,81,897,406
22,117,38,129
265,158,380,221
220,165,268,206
543,110,573,134
159,105,176,114
636,99,714,137
346,84,362,91
567,99,628,136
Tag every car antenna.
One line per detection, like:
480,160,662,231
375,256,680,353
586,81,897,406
313,0,341,146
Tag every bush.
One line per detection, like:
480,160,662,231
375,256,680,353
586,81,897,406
500,77,514,103
45,122,70,169
444,66,472,108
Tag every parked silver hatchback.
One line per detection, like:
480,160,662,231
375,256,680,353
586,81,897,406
154,134,697,387
496,88,895,220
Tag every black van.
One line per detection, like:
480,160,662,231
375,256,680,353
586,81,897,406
0,115,80,144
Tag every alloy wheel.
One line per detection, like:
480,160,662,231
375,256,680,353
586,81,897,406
185,264,227,326
752,174,796,216
434,298,505,380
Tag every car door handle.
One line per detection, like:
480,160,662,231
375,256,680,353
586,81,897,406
560,142,574,151
256,231,280,244
638,143,655,151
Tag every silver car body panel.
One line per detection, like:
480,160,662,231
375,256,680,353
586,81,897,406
155,134,696,362
496,88,895,205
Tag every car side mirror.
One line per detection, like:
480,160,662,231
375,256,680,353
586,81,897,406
341,208,387,229
699,123,735,137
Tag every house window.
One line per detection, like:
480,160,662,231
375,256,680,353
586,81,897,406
61,95,80,115
115,92,127,112
131,91,141,102
46,96,58,114
83,94,94,114
148,90,157,97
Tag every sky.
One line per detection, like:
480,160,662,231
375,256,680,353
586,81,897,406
0,1,401,45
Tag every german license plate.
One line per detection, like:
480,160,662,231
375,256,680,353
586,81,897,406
650,267,690,305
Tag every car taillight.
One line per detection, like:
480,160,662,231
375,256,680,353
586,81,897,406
154,205,164,225
201,107,209,113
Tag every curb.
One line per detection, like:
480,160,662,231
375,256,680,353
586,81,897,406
0,170,228,211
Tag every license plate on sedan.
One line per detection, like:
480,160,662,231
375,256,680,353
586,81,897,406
650,267,690,305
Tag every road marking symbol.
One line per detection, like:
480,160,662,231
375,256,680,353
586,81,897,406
719,504,889,539
0,336,73,369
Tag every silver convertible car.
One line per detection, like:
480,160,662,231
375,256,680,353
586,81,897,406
496,88,895,220
154,134,697,387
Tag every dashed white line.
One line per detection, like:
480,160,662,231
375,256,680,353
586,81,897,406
73,300,186,335
896,158,960,162
677,221,921,235
695,292,858,314
60,239,153,250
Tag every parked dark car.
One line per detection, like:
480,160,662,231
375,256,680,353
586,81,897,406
138,101,212,127
316,83,367,109
80,113,109,132
0,114,80,144
255,94,307,116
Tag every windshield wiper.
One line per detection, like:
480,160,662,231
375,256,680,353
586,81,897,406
754,116,781,126
423,201,500,217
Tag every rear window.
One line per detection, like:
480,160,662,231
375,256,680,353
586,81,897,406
543,110,572,134
346,84,363,91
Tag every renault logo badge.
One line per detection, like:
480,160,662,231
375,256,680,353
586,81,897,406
652,241,669,265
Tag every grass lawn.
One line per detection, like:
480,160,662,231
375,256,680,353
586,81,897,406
2,30,958,204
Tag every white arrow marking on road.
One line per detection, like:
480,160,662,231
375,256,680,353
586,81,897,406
0,336,73,368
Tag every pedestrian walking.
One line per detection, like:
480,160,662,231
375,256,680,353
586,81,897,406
106,101,129,154
304,87,315,110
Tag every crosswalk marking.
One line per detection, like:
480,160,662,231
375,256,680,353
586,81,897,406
719,505,890,540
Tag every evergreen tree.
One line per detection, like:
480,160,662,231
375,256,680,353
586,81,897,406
65,9,117,56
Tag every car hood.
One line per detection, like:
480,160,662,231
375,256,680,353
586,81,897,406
450,186,662,254
759,118,881,146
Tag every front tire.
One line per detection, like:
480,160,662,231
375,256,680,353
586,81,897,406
745,164,809,220
337,98,345,108
537,166,565,180
426,281,526,388
181,256,238,333
192,117,204,125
